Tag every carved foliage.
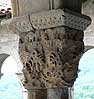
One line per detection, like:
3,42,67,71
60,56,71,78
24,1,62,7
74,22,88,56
19,26,84,88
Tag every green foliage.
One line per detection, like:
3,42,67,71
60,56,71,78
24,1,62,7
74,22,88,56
82,0,88,2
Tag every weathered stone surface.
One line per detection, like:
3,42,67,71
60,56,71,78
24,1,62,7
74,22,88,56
19,26,84,89
11,0,50,16
28,89,47,99
0,9,90,89
47,88,68,99
0,0,92,99
11,0,82,16
30,9,91,31
1,9,91,34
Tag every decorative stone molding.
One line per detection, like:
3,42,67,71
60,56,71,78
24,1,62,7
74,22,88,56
19,26,85,89
0,9,91,34
30,9,91,31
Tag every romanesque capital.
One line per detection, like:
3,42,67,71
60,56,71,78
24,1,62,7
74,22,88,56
0,9,91,90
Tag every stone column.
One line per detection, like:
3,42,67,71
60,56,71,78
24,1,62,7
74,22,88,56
10,9,90,99
2,0,91,99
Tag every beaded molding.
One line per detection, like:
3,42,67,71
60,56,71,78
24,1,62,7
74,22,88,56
1,9,91,33
30,9,91,31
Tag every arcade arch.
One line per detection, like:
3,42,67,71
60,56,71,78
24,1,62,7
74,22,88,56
0,53,27,99
1,54,18,73
74,48,94,99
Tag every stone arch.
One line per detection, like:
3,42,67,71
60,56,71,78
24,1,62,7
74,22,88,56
84,46,94,53
0,53,27,99
74,48,94,98
1,55,19,73
78,48,94,78
0,53,9,73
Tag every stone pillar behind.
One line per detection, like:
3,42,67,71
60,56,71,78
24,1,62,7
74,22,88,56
11,0,82,16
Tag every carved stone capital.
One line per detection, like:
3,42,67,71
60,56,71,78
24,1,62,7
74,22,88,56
19,27,84,89
0,9,91,90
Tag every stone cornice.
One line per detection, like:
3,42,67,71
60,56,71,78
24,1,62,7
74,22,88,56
0,9,91,35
